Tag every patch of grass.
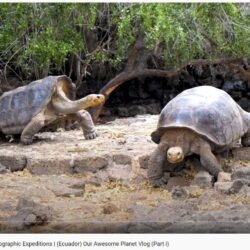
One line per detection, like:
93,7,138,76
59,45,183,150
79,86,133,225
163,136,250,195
227,194,250,205
189,189,206,198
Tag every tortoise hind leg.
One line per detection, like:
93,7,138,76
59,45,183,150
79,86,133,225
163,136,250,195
21,112,45,145
67,110,98,140
242,130,250,147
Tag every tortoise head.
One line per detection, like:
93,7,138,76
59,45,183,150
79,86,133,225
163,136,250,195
86,94,105,106
167,146,184,163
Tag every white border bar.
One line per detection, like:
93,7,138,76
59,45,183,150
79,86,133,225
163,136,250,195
0,234,248,250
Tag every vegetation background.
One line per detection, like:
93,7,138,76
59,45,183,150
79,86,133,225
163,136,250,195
0,3,249,88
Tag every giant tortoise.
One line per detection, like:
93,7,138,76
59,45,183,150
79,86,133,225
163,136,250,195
0,75,105,144
148,85,250,187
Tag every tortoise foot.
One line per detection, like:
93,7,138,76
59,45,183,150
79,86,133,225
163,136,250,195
21,137,33,145
149,175,169,187
84,131,99,140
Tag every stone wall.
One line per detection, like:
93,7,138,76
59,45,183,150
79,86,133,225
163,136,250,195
79,64,250,118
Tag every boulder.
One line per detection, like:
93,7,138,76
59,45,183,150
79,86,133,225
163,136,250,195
5,197,54,230
232,167,250,180
231,148,250,161
191,171,214,188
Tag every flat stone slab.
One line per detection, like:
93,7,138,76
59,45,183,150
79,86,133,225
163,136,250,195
0,115,157,176
231,147,250,161
0,115,250,233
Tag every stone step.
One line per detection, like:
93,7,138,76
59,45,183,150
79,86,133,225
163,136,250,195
0,116,157,176
231,147,250,161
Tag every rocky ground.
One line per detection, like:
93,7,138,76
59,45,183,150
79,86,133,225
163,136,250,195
1,115,250,233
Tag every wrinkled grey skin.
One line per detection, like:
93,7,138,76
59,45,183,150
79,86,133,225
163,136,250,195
149,86,250,187
0,75,101,144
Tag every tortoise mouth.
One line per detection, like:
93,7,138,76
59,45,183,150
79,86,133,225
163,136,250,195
167,146,184,163
167,156,184,164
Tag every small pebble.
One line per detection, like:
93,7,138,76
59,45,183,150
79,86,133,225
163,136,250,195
103,202,119,214
171,187,189,199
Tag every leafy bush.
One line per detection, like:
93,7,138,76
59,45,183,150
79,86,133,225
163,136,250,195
0,3,249,81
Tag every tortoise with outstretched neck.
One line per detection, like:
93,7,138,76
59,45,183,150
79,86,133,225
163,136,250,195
148,85,250,187
0,75,105,144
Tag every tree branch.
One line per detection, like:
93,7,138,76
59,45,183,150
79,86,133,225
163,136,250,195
89,34,247,121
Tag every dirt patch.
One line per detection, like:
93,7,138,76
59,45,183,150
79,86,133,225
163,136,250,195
0,115,250,233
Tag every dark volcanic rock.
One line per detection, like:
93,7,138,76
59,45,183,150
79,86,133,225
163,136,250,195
0,155,27,172
113,154,132,165
232,167,250,181
72,156,109,173
145,102,161,114
231,91,242,100
46,176,85,197
231,148,250,161
191,171,214,188
222,80,247,92
27,158,72,175
128,105,147,116
171,187,190,199
194,204,250,228
133,200,195,223
225,179,248,195
5,197,54,230
138,154,150,169
129,196,250,233
0,163,9,174
238,97,249,111
116,107,130,117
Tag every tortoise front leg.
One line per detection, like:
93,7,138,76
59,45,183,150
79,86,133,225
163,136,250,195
67,110,99,140
192,140,222,177
21,113,45,145
148,143,169,187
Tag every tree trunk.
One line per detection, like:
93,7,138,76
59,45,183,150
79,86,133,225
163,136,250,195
89,32,247,121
